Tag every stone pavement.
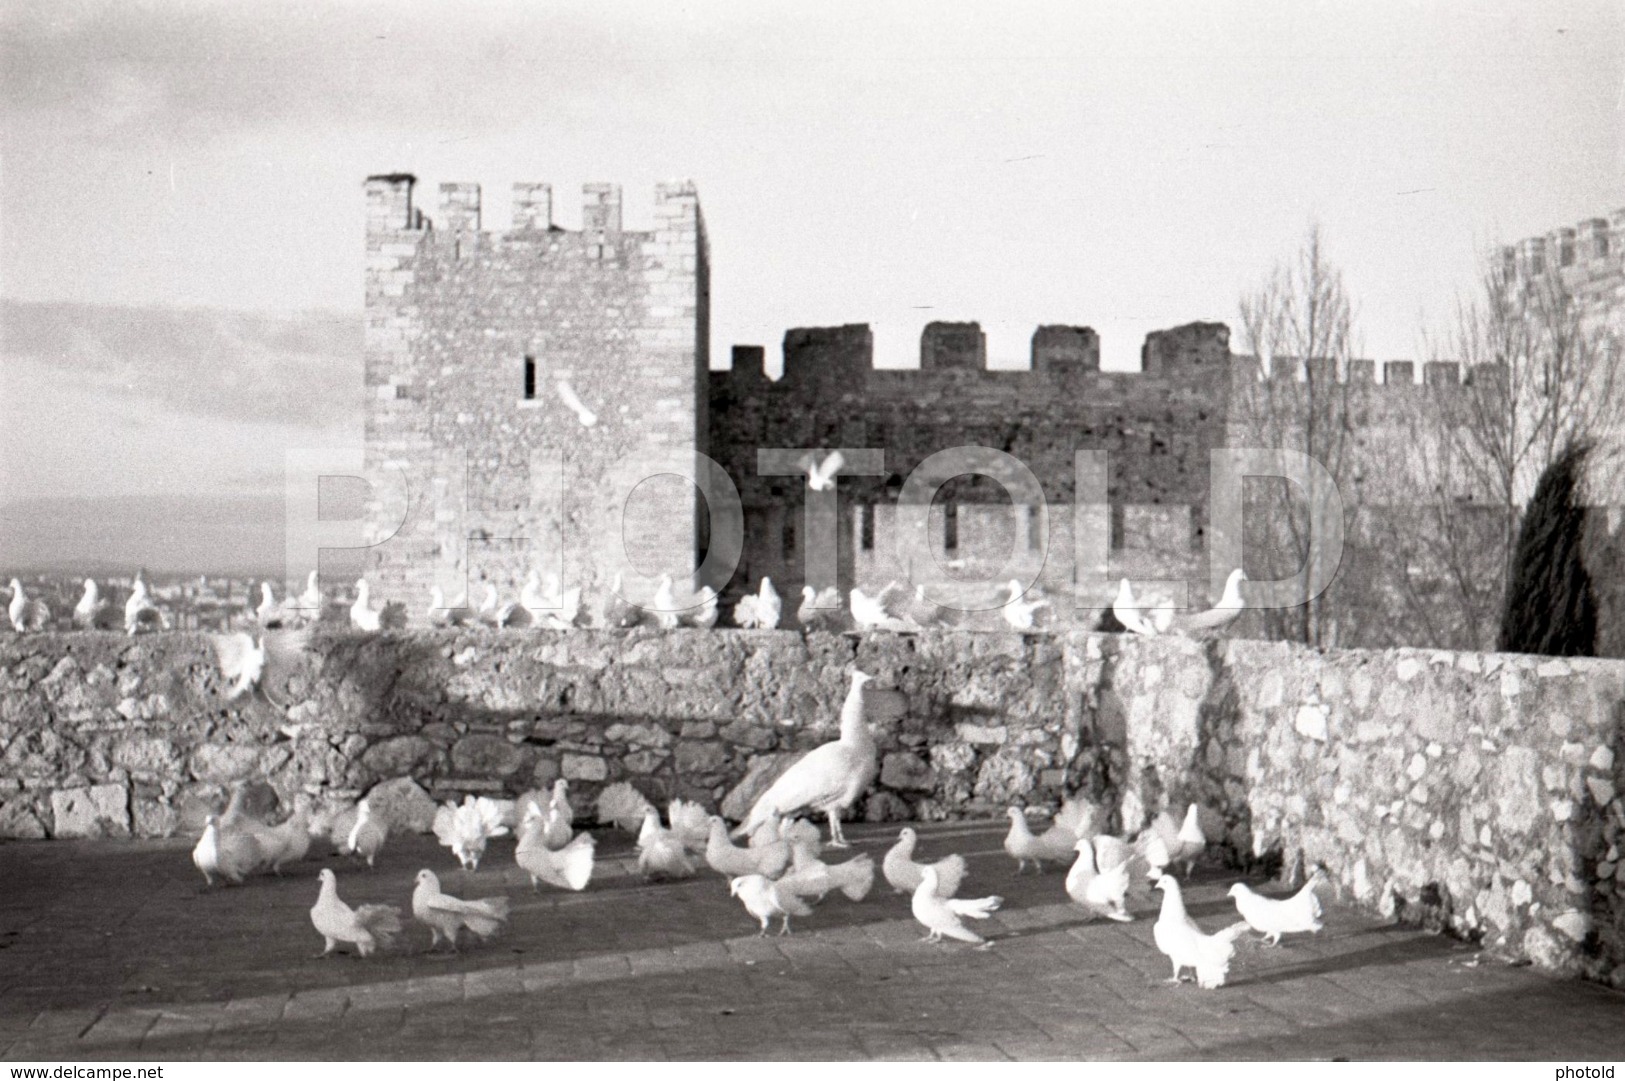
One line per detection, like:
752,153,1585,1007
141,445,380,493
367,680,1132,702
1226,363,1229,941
1,821,1622,1061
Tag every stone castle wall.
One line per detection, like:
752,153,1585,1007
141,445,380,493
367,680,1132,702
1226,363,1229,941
363,176,709,613
4,628,1624,980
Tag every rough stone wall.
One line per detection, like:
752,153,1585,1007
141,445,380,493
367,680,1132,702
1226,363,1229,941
5,628,1624,980
363,176,708,612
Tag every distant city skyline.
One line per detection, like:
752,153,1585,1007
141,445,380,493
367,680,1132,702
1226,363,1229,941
2,0,1621,573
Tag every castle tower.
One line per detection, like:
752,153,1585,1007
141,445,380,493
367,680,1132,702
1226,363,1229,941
362,174,709,614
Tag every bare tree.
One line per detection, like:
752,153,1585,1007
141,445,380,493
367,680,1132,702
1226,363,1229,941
1233,224,1359,647
1377,248,1623,650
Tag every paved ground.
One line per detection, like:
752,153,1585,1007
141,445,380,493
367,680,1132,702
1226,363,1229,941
1,821,1622,1061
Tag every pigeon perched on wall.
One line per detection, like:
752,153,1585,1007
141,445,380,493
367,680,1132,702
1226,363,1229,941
349,578,383,632
1173,569,1248,637
124,579,167,635
72,579,111,629
6,579,50,632
412,869,511,952
911,865,1002,947
1111,579,1158,636
733,669,878,847
850,584,904,631
1153,875,1249,988
292,570,323,622
1000,580,1049,631
1229,870,1326,945
733,577,782,630
883,827,966,897
428,585,470,627
310,869,402,958
796,585,843,630
730,874,813,935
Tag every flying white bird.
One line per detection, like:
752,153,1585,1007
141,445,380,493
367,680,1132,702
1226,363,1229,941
1065,838,1133,922
7,579,50,632
597,781,655,833
802,450,845,492
883,827,967,897
1111,579,1158,636
667,798,712,854
432,795,510,871
191,813,266,886
911,865,1002,947
515,803,595,891
1153,874,1250,988
342,798,388,867
1229,870,1326,946
350,578,383,632
732,577,782,630
850,584,903,631
73,579,110,629
428,585,469,627
1000,580,1049,631
310,868,402,958
556,379,598,427
730,874,813,936
635,807,697,879
734,669,878,847
777,845,875,904
705,816,791,878
412,869,511,952
1002,806,1083,873
209,626,310,704
1173,569,1249,637
123,579,166,635
797,585,842,630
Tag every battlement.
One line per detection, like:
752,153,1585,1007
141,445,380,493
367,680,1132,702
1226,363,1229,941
1231,354,1507,391
1501,207,1625,282
362,175,701,236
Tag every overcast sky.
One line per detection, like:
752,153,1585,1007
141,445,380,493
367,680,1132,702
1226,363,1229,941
1,0,1621,569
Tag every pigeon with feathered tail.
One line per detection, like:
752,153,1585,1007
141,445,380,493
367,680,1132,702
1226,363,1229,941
1153,875,1249,988
412,869,510,951
310,868,402,958
911,865,1002,947
431,795,509,871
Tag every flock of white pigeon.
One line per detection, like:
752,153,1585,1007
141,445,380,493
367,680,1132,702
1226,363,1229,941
192,666,1322,990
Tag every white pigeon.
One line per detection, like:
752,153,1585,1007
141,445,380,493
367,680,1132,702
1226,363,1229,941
412,869,511,952
635,807,697,879
1092,832,1154,891
261,805,320,874
730,874,814,936
256,582,287,627
1149,597,1177,633
600,571,643,628
350,578,383,632
882,827,967,897
733,577,782,630
310,868,402,958
749,812,823,857
705,816,791,878
548,778,575,830
72,579,110,629
1065,838,1133,922
515,804,595,891
911,865,1002,947
1000,579,1049,631
803,450,845,492
899,584,951,629
686,584,719,628
533,572,582,629
191,813,266,886
1002,806,1081,873
667,798,712,854
123,579,166,635
209,626,310,704
850,584,902,631
342,798,388,867
1153,874,1250,988
777,845,875,904
1111,578,1158,636
7,579,50,632
475,583,502,627
519,569,547,612
293,570,323,621
1052,796,1102,840
1174,569,1249,637
733,669,878,847
597,781,655,832
555,379,598,427
652,575,681,630
431,795,510,871
1229,871,1326,946
428,585,469,627
797,585,842,630
1137,804,1206,879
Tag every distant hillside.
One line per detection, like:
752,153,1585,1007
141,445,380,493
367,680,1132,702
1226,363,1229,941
0,493,363,579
